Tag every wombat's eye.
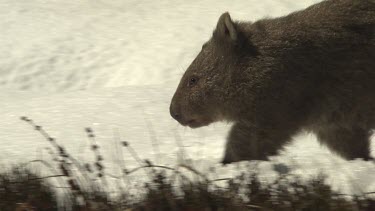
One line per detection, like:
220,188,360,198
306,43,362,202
188,77,198,87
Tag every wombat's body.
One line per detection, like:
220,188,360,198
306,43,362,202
170,0,375,163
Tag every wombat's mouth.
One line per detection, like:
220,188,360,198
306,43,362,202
185,119,211,128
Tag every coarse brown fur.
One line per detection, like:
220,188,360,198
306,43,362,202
170,0,375,164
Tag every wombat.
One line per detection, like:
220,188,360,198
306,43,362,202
170,0,375,164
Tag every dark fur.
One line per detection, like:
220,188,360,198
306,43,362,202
170,0,375,164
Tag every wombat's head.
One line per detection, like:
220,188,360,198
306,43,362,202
170,12,256,128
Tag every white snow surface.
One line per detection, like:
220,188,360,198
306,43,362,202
0,0,375,198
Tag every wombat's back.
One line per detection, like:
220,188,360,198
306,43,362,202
292,0,375,130
249,0,375,129
252,0,374,63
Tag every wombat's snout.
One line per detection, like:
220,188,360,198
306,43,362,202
169,102,181,122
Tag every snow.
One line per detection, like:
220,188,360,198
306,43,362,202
0,0,323,92
0,0,374,200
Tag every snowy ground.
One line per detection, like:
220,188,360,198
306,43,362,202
1,0,375,198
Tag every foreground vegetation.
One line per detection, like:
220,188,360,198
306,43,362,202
2,165,375,211
1,117,374,211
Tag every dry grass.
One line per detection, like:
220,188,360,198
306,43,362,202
1,116,374,211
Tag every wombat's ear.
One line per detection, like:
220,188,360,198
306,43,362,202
214,12,237,42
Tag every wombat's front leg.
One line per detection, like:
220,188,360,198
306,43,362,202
221,122,293,164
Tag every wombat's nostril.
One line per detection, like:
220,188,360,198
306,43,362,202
169,104,181,121
172,113,180,120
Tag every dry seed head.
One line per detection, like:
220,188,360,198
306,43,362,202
145,159,152,166
85,163,93,173
123,169,129,175
60,163,70,177
95,162,104,171
97,155,103,162
67,179,80,191
20,116,29,121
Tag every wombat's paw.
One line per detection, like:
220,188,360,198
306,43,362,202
221,157,233,166
221,152,232,165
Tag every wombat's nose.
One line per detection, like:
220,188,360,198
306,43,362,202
169,103,181,121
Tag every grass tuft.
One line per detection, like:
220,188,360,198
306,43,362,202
0,116,372,210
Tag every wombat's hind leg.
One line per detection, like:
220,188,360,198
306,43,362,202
316,126,372,160
222,122,293,164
